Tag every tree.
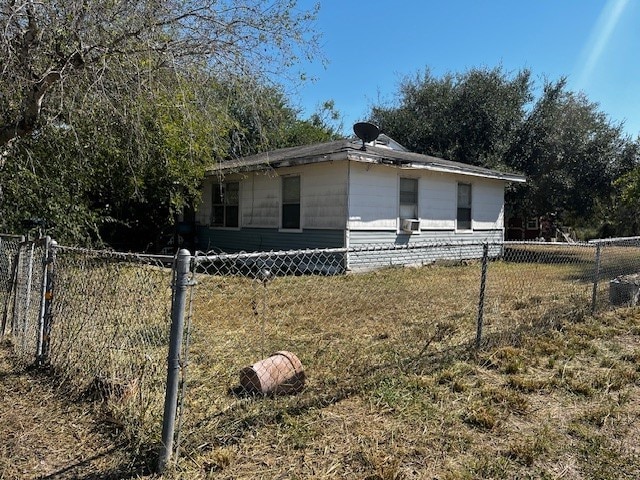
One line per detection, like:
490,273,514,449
0,0,321,148
368,67,638,237
0,72,340,248
0,0,327,247
370,66,532,167
610,140,640,236
505,79,637,227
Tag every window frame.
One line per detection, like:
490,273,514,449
398,177,420,234
399,177,419,219
280,175,302,231
456,182,473,231
210,181,240,229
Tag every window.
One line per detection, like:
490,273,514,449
526,217,539,230
281,176,301,229
399,178,418,219
457,183,472,230
211,182,239,228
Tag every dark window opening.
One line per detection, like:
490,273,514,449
211,182,239,227
282,176,301,229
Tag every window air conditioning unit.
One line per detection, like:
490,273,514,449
401,218,420,234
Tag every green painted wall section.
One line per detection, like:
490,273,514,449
196,227,345,253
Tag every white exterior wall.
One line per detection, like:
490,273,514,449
196,160,505,233
197,162,348,230
195,179,213,225
347,163,398,230
241,172,279,227
347,162,505,232
420,173,456,230
472,179,504,230
301,162,348,229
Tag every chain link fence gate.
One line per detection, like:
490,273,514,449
0,237,181,460
0,234,24,337
1,236,49,363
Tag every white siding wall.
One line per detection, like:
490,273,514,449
196,160,506,233
472,179,504,230
348,162,505,232
242,172,279,227
196,162,348,230
195,181,212,225
420,174,456,230
348,163,398,230
302,162,348,229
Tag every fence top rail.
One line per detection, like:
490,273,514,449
194,240,508,264
54,244,175,263
588,236,640,245
505,240,594,248
194,247,348,264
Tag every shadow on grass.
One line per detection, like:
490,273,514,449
504,245,640,284
38,446,153,480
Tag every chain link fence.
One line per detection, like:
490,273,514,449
175,237,640,464
0,237,176,450
1,234,639,471
0,234,23,337
1,236,48,362
49,246,176,445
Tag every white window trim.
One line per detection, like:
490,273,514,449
279,174,303,233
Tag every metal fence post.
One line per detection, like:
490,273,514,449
158,249,191,472
36,237,50,365
37,238,56,366
591,243,602,314
476,243,489,349
1,237,23,336
19,242,35,350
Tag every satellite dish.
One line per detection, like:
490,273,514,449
353,122,380,150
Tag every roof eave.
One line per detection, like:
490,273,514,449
401,163,527,183
347,151,526,183
205,150,350,175
205,144,526,183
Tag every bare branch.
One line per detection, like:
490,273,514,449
0,0,322,147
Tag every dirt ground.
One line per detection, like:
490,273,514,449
0,341,153,480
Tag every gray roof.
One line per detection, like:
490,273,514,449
206,138,526,183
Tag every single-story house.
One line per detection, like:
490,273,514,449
194,135,526,270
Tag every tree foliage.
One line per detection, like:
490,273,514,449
0,73,339,248
370,67,640,237
0,0,337,248
371,67,532,168
0,0,321,147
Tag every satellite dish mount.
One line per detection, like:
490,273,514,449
353,122,380,150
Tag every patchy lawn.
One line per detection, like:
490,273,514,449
0,340,152,479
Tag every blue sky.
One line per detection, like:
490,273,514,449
289,0,640,138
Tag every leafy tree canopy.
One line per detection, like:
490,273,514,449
0,73,340,249
0,0,341,249
0,0,322,147
370,66,639,236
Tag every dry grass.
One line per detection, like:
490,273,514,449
164,251,640,479
2,243,640,479
0,339,151,479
